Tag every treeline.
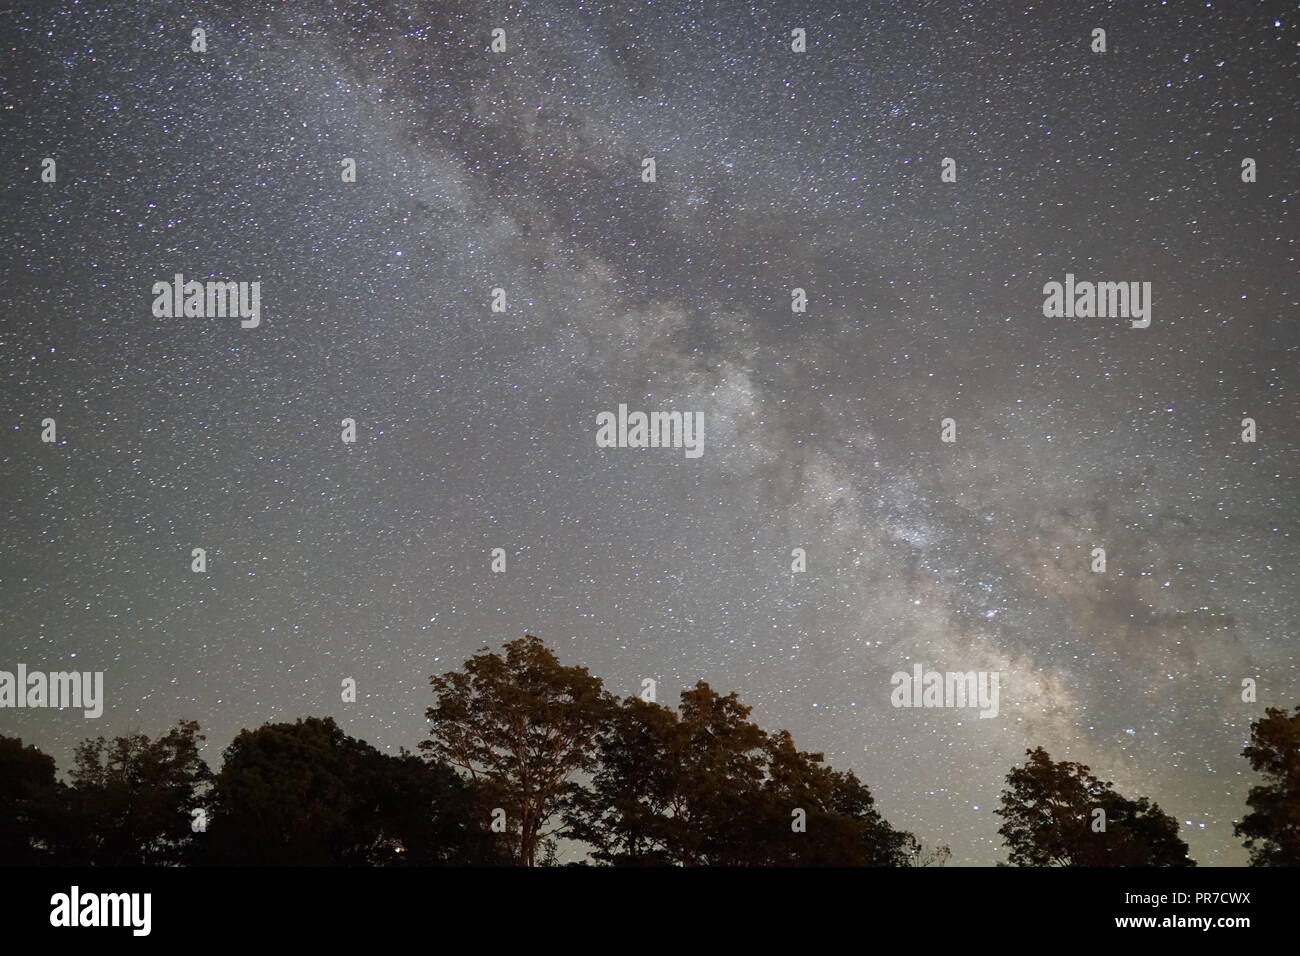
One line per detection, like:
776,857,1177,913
2,636,1297,866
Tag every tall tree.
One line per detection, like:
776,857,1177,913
563,685,765,865
0,736,64,864
421,635,615,866
672,682,771,864
64,719,210,865
1235,705,1300,866
564,695,687,865
996,747,1193,866
568,683,917,866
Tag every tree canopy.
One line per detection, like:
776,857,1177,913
996,747,1193,867
6,637,1294,867
421,634,616,866
204,715,500,865
1234,705,1300,866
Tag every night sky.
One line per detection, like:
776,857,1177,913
2,0,1296,866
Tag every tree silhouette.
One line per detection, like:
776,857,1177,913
9,647,1276,867
563,694,686,865
364,742,507,866
1235,705,1300,866
62,719,210,865
0,735,64,864
996,747,1193,867
752,727,918,866
421,635,615,866
908,842,952,867
566,682,918,865
204,716,501,865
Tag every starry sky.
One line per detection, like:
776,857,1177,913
1,0,1296,865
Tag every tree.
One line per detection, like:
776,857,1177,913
567,683,917,866
63,719,210,865
907,842,952,867
421,635,615,866
0,736,64,864
204,716,500,865
996,747,1193,867
365,745,507,866
766,730,919,866
566,683,769,865
564,695,687,865
670,682,771,865
1235,705,1300,866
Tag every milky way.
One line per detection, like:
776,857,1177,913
2,0,1296,864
